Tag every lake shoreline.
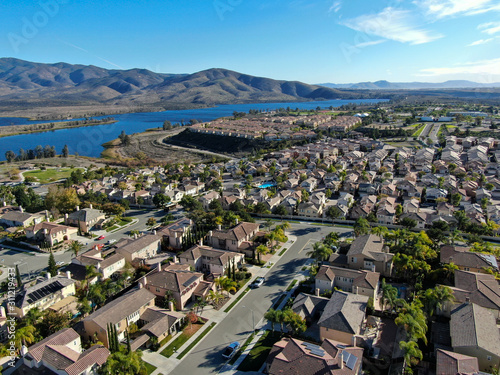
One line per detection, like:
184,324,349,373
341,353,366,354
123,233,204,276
0,120,118,138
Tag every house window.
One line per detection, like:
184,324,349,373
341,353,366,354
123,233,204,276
464,267,470,271
352,257,357,263
487,356,492,361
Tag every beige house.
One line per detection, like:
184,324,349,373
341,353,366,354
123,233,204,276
114,233,161,263
345,234,393,277
206,221,259,252
22,328,109,375
158,218,194,250
450,303,500,372
138,264,213,310
297,202,323,218
14,274,77,318
317,291,368,344
0,210,45,228
25,222,78,247
66,206,106,233
81,288,156,347
440,245,499,273
72,248,126,279
315,265,379,300
177,244,244,276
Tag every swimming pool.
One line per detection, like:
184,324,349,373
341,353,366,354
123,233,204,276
258,182,277,189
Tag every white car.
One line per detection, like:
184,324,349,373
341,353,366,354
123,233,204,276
251,277,265,288
222,342,240,360
107,239,117,245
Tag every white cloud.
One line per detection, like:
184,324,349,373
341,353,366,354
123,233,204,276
414,0,499,19
467,38,495,46
341,7,442,44
478,22,500,35
328,0,341,13
354,39,386,48
417,58,500,77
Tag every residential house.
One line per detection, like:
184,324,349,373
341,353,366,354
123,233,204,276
291,292,329,323
14,274,77,318
22,328,109,375
315,265,379,300
66,206,106,233
399,211,427,229
25,222,78,246
345,234,393,277
137,307,185,348
206,221,259,252
298,202,323,218
114,233,162,263
301,178,318,193
200,191,221,210
317,291,369,344
440,245,499,273
0,209,45,228
81,288,156,347
177,245,244,276
138,264,211,310
72,248,126,279
450,303,500,372
266,337,363,375
158,218,194,250
436,349,480,375
446,270,500,319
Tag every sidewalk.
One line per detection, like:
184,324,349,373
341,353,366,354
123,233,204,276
142,233,298,375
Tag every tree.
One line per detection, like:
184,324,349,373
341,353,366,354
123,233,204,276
306,242,332,266
420,285,455,317
354,218,370,237
15,264,22,287
400,217,417,230
273,205,287,217
264,309,280,334
450,192,462,207
48,251,57,277
152,193,171,208
399,340,423,374
282,308,306,335
14,324,36,350
45,186,80,214
69,240,83,257
5,150,16,162
98,347,147,375
255,244,269,264
163,120,172,130
381,279,398,312
37,310,70,337
146,217,157,229
62,144,69,157
326,206,342,221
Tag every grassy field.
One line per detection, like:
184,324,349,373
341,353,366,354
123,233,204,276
23,167,83,183
143,361,157,374
160,322,205,358
237,331,282,372
412,124,426,137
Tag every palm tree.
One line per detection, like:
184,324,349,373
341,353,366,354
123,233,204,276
24,307,43,326
69,240,83,257
447,229,463,246
395,300,428,344
255,244,269,264
371,226,388,238
421,285,455,317
14,325,36,350
279,221,291,236
264,309,279,334
381,279,398,312
217,276,237,296
207,290,224,307
264,218,274,232
441,262,459,284
306,242,333,266
399,340,423,374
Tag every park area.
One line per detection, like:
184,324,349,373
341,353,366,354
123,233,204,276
23,167,83,183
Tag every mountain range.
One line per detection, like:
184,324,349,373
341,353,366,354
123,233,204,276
0,58,369,111
318,80,500,90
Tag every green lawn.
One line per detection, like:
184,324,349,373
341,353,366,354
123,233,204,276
160,322,205,358
177,322,216,359
412,124,426,137
23,167,83,183
237,331,282,372
143,361,157,374
286,279,297,291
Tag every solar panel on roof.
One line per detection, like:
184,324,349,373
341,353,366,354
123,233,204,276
310,349,325,357
346,354,358,370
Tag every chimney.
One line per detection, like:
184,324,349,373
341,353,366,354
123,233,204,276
0,306,6,318
208,230,213,239
45,210,50,221
76,206,80,211
353,286,358,295
217,224,221,230
2,201,6,207
46,272,51,280
20,345,28,357
153,230,157,236
315,288,320,296
66,271,71,279
19,206,23,213
89,203,93,209
235,218,239,225
138,281,143,289
64,213,69,221
157,263,161,272
465,296,470,304
134,233,138,239
340,352,344,369
43,228,48,235
168,301,175,311
199,238,203,246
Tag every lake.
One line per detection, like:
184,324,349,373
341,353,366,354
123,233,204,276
0,99,387,160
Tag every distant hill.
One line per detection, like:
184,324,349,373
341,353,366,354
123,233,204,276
318,80,500,90
0,58,369,111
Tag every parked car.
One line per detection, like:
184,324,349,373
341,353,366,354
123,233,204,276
250,277,265,288
107,239,117,245
97,235,106,240
222,342,240,360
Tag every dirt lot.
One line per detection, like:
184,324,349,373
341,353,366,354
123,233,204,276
108,129,221,164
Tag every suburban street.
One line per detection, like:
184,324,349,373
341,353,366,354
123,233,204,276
0,207,173,282
169,222,352,375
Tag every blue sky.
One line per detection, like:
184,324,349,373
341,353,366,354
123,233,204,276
2,0,500,83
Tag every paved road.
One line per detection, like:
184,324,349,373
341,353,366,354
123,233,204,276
428,124,441,144
0,207,173,282
170,222,352,375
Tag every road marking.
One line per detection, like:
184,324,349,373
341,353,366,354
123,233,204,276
298,239,313,253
